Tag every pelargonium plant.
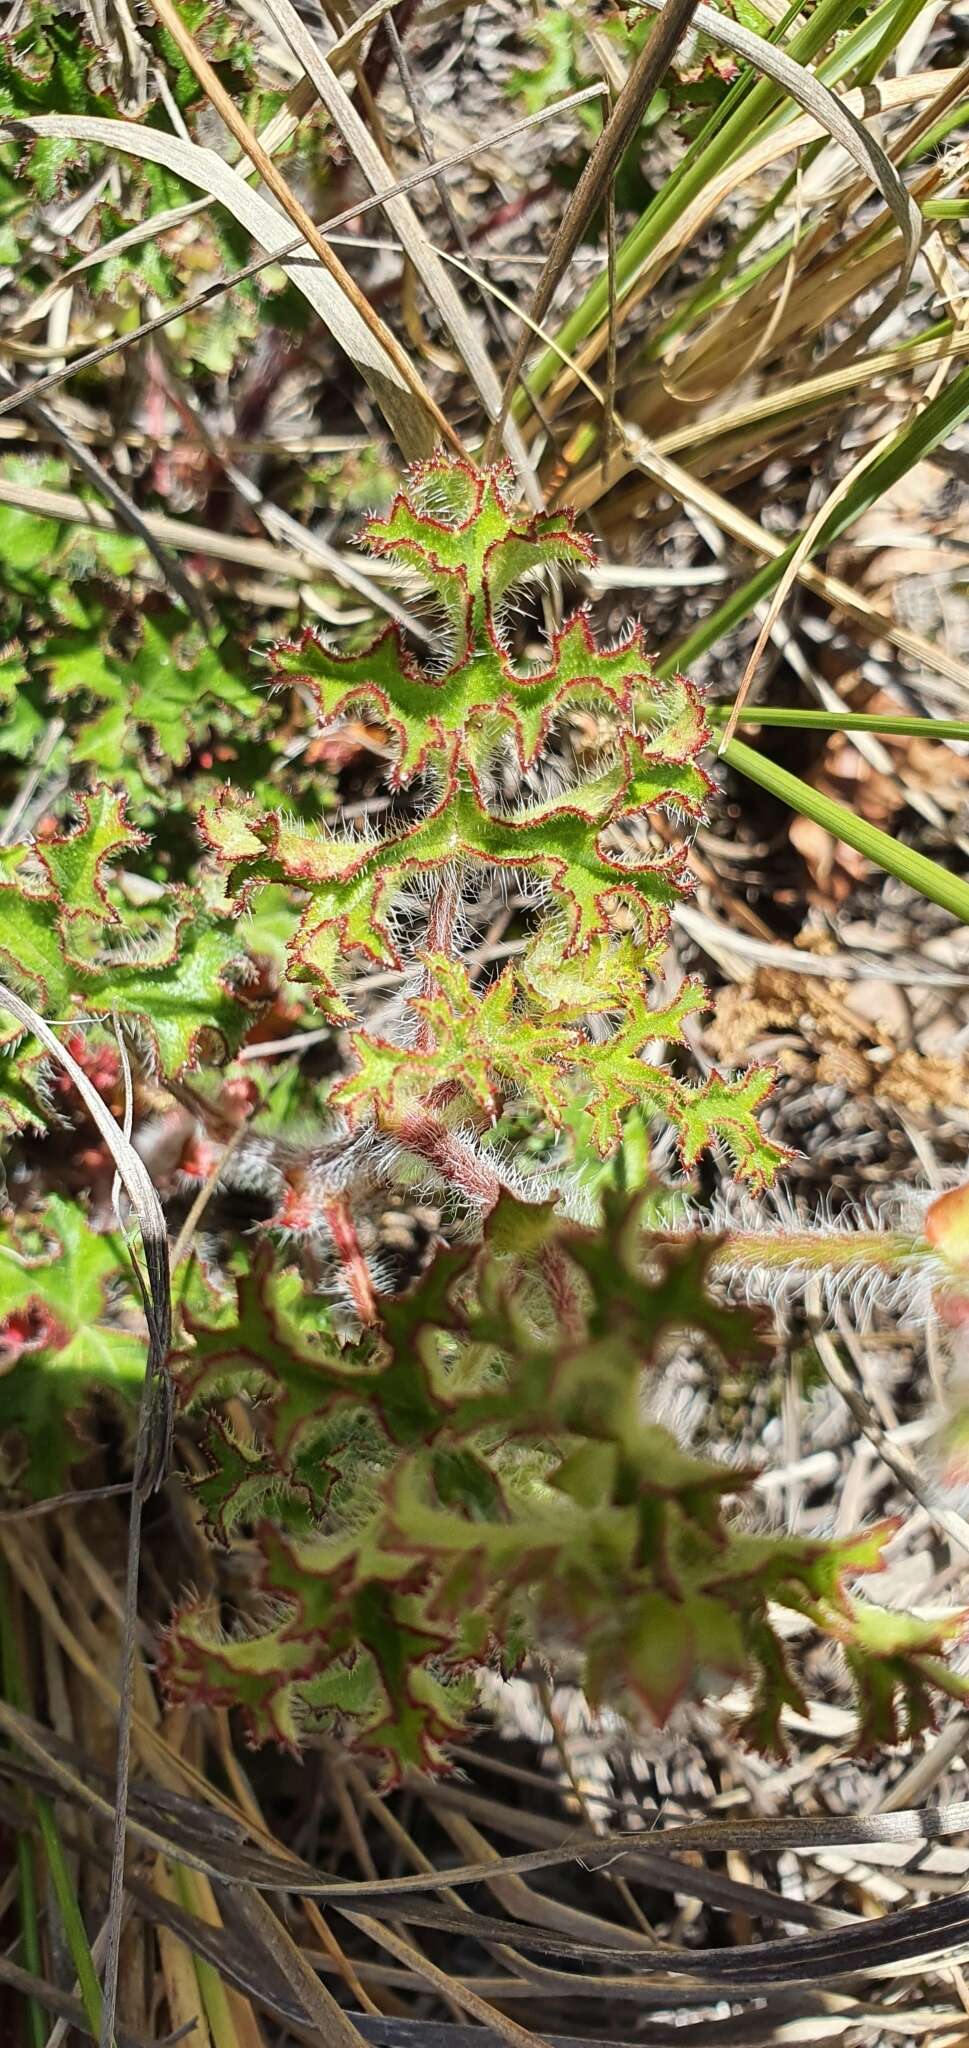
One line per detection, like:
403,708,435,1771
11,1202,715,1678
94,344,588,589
197,452,785,1309
2,454,966,1777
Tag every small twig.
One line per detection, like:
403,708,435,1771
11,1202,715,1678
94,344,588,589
0,1484,135,1524
484,0,702,460
170,1117,252,1273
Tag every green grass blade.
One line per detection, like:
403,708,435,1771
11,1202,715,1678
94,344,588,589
723,736,969,923
0,1559,108,2046
902,97,969,163
816,0,938,83
12,1839,45,2048
171,1863,242,2048
35,1798,107,2042
516,0,861,411
708,708,969,741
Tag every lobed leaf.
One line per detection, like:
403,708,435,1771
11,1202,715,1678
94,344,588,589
163,1191,963,1775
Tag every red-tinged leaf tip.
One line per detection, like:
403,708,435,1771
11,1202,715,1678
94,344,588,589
926,1181,969,1273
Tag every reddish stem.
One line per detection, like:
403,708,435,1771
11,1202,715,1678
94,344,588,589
393,1112,501,1211
540,1244,584,1343
414,873,460,1054
323,1195,379,1326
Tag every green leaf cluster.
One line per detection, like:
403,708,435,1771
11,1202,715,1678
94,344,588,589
206,455,786,1192
162,1190,967,1776
0,1195,144,1495
0,785,250,1129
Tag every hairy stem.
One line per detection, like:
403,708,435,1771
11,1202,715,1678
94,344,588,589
392,1111,502,1210
709,1229,928,1277
541,1243,585,1342
322,1194,379,1326
415,871,461,1054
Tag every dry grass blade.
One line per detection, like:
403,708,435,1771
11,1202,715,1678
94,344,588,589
0,85,606,425
545,69,954,426
0,1955,170,2048
229,1887,367,2048
11,62,320,334
0,1483,135,1523
143,0,459,458
1,110,443,458
324,0,409,72
0,984,170,2048
806,1285,969,1561
614,419,969,694
309,2023,849,2048
0,471,427,627
674,900,969,985
485,0,703,458
122,1865,784,2048
4,1699,969,1883
719,422,918,749
637,0,922,297
336,1892,969,1991
261,0,544,505
448,263,969,701
338,1912,557,2048
421,1777,847,1931
652,328,969,459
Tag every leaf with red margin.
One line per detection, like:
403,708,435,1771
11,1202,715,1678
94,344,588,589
176,1244,452,1453
670,1065,791,1193
165,1189,969,1773
158,1595,325,1752
0,791,252,1088
270,454,710,796
604,1593,698,1723
274,594,683,787
0,885,72,1013
332,949,777,1184
201,766,694,1017
34,786,146,923
190,1415,312,1542
77,915,252,1075
363,461,589,599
